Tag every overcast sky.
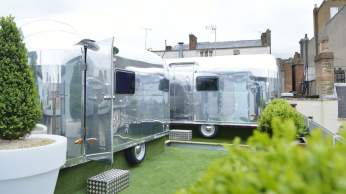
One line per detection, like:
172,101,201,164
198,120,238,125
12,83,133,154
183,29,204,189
0,0,323,58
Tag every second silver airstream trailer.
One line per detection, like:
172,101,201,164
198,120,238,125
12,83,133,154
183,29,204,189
28,37,169,167
166,55,278,137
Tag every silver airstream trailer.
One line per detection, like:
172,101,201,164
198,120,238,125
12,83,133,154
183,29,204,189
28,37,169,167
166,55,278,138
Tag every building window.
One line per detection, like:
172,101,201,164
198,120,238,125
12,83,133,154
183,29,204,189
335,68,345,83
330,7,339,18
114,70,135,94
196,76,219,91
336,85,346,118
233,49,240,55
200,51,204,57
209,50,213,56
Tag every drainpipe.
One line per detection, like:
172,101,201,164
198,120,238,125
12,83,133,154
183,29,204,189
304,34,309,82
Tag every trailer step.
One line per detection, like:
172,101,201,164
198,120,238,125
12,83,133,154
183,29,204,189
87,169,129,194
165,140,250,151
169,129,192,141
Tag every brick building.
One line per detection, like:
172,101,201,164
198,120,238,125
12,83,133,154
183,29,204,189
279,53,304,96
152,30,271,58
300,0,346,97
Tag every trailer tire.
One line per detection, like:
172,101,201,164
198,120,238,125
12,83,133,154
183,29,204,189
125,143,146,165
199,125,218,138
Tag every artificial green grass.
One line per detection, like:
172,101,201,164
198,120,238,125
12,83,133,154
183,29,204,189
121,147,226,194
55,138,165,194
60,146,226,194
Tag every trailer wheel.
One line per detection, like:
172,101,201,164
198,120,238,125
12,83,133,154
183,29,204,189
199,125,218,138
125,143,146,165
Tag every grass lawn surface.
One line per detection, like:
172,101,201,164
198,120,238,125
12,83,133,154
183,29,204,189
70,147,226,194
123,147,226,194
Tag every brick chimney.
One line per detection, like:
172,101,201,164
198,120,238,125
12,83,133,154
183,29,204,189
261,29,271,46
314,37,334,98
189,34,197,50
261,29,271,53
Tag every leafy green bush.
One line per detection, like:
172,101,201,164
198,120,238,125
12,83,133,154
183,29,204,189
0,16,42,140
257,99,306,136
177,118,346,194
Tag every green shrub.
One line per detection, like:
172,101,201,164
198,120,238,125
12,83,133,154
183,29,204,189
257,99,306,136
177,118,346,194
0,16,42,140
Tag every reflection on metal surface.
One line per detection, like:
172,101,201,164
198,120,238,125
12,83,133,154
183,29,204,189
167,55,278,126
87,138,98,145
29,37,169,167
29,49,84,162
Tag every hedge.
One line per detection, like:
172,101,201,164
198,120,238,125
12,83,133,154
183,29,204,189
257,99,307,136
177,118,346,194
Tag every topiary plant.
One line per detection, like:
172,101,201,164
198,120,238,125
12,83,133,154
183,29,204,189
257,99,306,136
176,118,346,194
0,16,42,140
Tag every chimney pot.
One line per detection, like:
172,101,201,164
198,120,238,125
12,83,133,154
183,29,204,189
189,34,197,50
178,42,184,58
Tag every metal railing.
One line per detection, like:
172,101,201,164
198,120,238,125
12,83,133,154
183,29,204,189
305,117,344,146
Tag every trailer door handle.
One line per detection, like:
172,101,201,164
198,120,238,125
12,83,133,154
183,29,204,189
104,95,115,100
74,138,83,144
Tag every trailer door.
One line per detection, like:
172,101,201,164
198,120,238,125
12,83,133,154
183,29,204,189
194,75,220,122
83,38,114,163
170,63,195,121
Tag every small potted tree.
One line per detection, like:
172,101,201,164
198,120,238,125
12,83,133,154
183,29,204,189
0,16,67,194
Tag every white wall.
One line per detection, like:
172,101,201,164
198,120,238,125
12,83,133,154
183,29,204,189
153,46,270,59
287,98,344,133
324,7,346,69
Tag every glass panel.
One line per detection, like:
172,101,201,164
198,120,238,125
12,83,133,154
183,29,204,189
159,78,169,92
114,71,135,94
196,76,219,91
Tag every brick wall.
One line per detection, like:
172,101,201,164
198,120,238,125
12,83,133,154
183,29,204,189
279,54,305,95
294,63,305,95
281,62,293,92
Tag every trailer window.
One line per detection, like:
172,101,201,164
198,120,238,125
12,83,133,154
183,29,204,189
159,78,169,92
196,76,219,91
115,70,135,94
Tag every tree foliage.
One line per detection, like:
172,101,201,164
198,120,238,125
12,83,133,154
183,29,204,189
0,16,42,140
177,118,346,194
257,99,307,136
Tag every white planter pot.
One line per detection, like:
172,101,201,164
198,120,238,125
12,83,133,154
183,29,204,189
0,134,67,194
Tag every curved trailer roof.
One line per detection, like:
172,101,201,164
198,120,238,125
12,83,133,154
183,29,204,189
165,54,278,78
